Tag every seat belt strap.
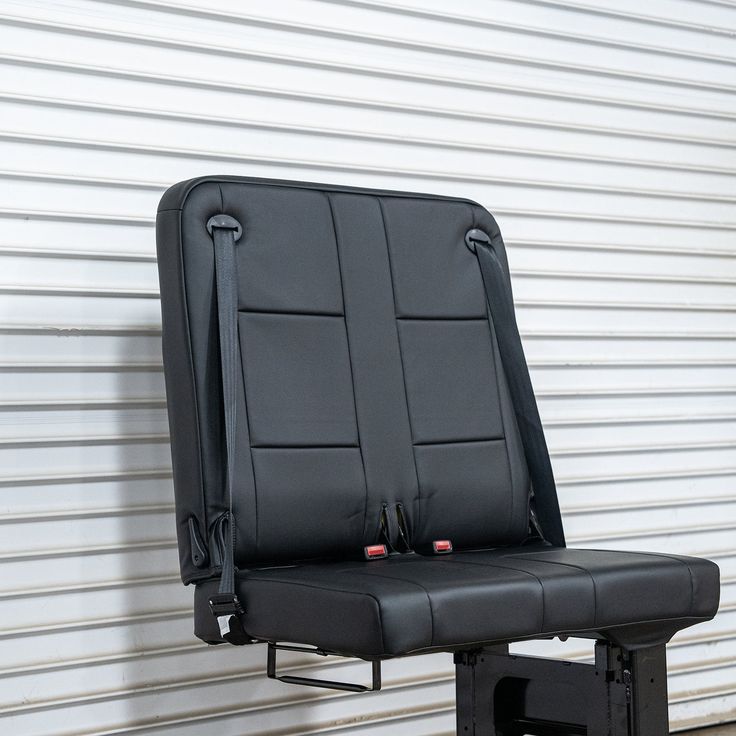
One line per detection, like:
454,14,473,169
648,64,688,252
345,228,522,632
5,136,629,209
466,228,566,548
206,214,248,642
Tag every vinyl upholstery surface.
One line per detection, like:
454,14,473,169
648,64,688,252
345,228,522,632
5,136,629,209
157,176,719,657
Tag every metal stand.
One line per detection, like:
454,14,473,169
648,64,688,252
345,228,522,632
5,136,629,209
267,642,381,692
455,641,668,735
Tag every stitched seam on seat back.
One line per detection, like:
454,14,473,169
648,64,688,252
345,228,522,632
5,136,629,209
237,321,258,554
377,196,423,536
237,316,260,554
396,316,487,322
326,192,370,544
413,437,503,446
238,309,344,317
509,555,599,628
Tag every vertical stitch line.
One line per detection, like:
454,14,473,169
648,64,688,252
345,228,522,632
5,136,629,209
619,550,696,617
238,314,259,558
511,554,599,628
327,192,370,543
377,196,423,540
443,556,547,632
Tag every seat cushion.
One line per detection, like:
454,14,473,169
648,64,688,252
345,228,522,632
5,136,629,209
194,544,719,657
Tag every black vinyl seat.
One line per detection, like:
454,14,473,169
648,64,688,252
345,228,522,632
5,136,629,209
156,175,719,722
192,545,718,658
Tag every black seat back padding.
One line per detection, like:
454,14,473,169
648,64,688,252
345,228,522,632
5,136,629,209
157,177,555,582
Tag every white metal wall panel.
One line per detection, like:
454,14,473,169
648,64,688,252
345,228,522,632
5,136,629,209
0,0,734,733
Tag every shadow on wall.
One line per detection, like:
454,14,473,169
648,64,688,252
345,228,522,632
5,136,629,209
114,330,324,734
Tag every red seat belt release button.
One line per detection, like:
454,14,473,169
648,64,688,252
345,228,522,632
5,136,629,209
433,539,453,554
364,544,388,560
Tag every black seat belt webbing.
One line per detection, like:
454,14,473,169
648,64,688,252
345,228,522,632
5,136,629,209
206,214,248,643
467,228,566,548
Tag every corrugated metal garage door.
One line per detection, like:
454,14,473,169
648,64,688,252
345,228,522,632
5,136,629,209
1,0,734,733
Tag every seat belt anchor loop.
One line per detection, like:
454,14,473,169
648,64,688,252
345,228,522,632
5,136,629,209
464,228,491,253
207,214,243,242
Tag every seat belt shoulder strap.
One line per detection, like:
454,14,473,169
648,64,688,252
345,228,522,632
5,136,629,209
206,214,250,643
466,228,566,548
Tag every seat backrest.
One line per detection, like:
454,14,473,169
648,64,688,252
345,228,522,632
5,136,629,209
157,177,533,582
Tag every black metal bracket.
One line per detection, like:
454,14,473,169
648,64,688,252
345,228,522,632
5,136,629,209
454,640,668,735
267,642,382,693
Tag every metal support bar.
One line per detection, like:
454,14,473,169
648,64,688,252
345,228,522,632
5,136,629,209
455,640,668,735
626,644,670,735
266,642,382,693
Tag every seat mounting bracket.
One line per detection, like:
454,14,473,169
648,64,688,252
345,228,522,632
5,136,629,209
267,642,382,693
455,640,668,735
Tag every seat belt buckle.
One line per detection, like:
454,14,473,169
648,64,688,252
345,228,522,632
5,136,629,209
209,593,245,638
432,539,453,554
364,544,389,560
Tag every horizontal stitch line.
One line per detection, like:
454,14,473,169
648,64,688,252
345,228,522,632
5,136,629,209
239,309,344,318
396,316,487,321
413,437,504,447
250,444,360,450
